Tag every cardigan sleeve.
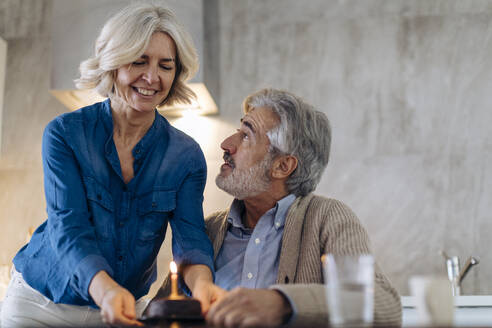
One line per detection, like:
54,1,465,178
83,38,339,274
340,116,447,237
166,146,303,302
273,197,402,327
322,199,402,326
269,283,328,327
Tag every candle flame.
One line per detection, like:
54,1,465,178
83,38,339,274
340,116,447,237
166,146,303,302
170,261,177,274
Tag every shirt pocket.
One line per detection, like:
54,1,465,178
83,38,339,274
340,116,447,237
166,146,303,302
83,177,114,241
137,190,176,244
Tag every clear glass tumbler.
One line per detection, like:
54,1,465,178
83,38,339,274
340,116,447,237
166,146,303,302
323,254,374,327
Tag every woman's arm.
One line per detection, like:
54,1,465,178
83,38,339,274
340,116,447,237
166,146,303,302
89,271,142,326
182,264,226,314
42,118,113,300
44,118,143,326
168,143,221,311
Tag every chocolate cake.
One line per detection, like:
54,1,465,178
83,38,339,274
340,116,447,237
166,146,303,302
142,297,203,321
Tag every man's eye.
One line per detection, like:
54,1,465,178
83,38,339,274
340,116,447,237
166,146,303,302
236,129,249,140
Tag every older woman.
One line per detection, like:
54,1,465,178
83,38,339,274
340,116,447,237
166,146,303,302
1,3,223,327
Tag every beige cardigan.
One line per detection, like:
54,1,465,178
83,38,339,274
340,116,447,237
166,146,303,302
159,194,402,327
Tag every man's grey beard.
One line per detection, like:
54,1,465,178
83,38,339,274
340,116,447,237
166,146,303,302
215,152,273,200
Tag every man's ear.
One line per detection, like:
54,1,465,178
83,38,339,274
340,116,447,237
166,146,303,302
271,155,298,179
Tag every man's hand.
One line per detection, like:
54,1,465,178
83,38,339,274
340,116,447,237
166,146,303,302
89,271,143,326
206,288,293,327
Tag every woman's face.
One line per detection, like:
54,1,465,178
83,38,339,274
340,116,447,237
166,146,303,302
113,32,177,113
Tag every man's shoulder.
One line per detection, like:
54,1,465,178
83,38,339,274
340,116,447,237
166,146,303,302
295,193,353,212
204,210,228,234
294,194,360,224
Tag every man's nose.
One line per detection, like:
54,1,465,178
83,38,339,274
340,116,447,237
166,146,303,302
142,65,159,84
220,134,237,154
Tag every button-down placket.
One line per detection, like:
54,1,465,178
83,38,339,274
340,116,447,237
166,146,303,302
240,207,276,288
115,190,132,277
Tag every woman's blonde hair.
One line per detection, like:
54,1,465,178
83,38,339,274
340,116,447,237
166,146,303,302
75,2,198,106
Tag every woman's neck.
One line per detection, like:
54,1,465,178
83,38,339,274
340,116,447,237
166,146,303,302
111,98,155,145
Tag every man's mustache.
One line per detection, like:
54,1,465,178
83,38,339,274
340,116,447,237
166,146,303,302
223,152,235,169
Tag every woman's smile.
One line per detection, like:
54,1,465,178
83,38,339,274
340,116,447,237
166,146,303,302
113,32,177,114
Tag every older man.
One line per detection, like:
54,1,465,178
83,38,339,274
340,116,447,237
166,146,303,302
159,88,401,327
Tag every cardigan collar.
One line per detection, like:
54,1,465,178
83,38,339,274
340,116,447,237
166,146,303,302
213,194,315,283
275,193,315,284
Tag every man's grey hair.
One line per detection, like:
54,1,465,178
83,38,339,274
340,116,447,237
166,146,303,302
242,88,331,197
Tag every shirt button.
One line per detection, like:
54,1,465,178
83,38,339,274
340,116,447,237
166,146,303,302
135,149,141,154
119,222,124,227
97,194,102,201
275,222,281,228
118,255,123,261
255,238,260,244
247,272,253,279
152,202,157,208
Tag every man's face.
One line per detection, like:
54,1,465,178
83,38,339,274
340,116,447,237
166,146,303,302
215,106,280,199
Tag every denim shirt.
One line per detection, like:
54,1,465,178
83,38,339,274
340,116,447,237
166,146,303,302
13,99,214,306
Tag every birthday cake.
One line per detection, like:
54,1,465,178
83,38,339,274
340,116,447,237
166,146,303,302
142,297,203,320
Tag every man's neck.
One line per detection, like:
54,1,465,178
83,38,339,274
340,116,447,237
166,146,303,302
241,189,289,229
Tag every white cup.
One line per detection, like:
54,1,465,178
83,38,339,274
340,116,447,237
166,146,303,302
409,275,454,326
323,254,374,327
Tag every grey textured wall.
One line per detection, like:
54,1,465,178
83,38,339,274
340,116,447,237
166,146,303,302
0,0,490,297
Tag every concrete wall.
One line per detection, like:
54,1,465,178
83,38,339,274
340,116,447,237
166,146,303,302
0,0,491,298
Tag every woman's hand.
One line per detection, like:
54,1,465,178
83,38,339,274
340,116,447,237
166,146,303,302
182,264,226,314
89,270,143,326
99,286,143,326
192,279,227,315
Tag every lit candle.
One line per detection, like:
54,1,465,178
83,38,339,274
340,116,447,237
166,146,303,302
170,261,178,297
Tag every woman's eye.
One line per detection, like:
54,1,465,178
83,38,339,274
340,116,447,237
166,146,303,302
159,65,173,70
132,61,145,66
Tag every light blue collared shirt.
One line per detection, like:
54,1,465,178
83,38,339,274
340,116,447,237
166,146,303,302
215,194,296,290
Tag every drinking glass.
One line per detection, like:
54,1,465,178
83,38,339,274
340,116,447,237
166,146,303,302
409,275,454,326
323,254,374,327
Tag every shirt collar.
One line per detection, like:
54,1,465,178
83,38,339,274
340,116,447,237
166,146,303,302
227,194,296,231
132,111,162,160
227,199,247,229
101,98,165,160
272,194,296,230
101,98,114,132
